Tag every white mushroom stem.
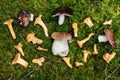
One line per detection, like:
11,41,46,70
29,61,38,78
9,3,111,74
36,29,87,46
98,35,108,42
14,43,24,56
4,19,16,39
58,14,65,25
12,53,28,68
34,15,49,37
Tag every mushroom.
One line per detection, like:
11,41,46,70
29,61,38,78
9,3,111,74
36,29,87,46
75,61,84,67
62,57,73,69
18,10,34,27
98,35,108,42
51,32,72,57
103,52,116,63
11,53,28,68
82,50,91,62
52,6,73,25
93,44,98,54
3,19,16,39
37,46,48,51
32,57,45,66
26,32,43,44
34,14,49,37
104,29,116,47
77,33,94,48
72,22,78,37
103,19,112,25
14,43,24,56
83,17,93,27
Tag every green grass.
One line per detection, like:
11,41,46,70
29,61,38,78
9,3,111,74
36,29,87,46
0,0,120,80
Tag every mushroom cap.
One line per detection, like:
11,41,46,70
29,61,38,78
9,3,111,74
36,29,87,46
4,19,14,25
51,32,72,40
52,7,73,17
12,53,21,65
18,10,31,27
104,29,116,47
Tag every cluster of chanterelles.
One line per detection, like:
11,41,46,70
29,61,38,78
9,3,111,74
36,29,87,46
3,7,116,68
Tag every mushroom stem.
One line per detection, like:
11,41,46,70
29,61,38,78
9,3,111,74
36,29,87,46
77,33,94,48
34,15,49,37
93,44,98,54
62,57,73,69
82,50,91,62
14,43,24,56
72,23,78,37
4,19,16,39
12,53,28,68
58,14,65,25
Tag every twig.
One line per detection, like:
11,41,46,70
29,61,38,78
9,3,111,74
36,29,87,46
105,64,120,80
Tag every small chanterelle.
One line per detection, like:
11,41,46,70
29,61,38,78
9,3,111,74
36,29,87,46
51,32,72,57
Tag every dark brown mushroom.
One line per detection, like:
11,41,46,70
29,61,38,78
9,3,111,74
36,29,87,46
104,29,116,47
18,10,31,27
52,7,73,25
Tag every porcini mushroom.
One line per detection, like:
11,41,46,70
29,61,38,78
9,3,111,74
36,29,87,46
4,19,16,39
103,52,116,63
37,46,48,51
72,22,78,37
104,29,116,47
14,43,24,56
52,6,73,25
82,50,91,62
18,10,33,27
51,32,72,57
34,14,49,37
77,33,94,48
75,61,83,67
103,19,112,25
93,44,98,54
26,32,43,44
11,53,28,68
83,17,93,27
32,57,45,66
62,57,73,69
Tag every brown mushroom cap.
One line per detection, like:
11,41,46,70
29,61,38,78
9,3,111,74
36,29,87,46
18,10,31,27
104,29,116,47
51,32,72,40
52,7,73,17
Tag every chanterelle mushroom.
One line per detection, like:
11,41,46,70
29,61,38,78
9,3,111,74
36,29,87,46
62,57,73,69
26,32,43,44
14,43,24,56
104,29,116,47
103,19,112,25
103,52,116,63
75,61,84,67
72,22,78,37
34,14,49,37
77,33,94,48
18,10,34,27
83,17,93,27
52,6,73,25
82,50,91,62
93,44,98,54
4,19,16,39
32,57,45,66
51,32,72,57
11,53,28,68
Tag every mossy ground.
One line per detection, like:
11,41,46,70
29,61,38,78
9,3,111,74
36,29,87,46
0,0,120,80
